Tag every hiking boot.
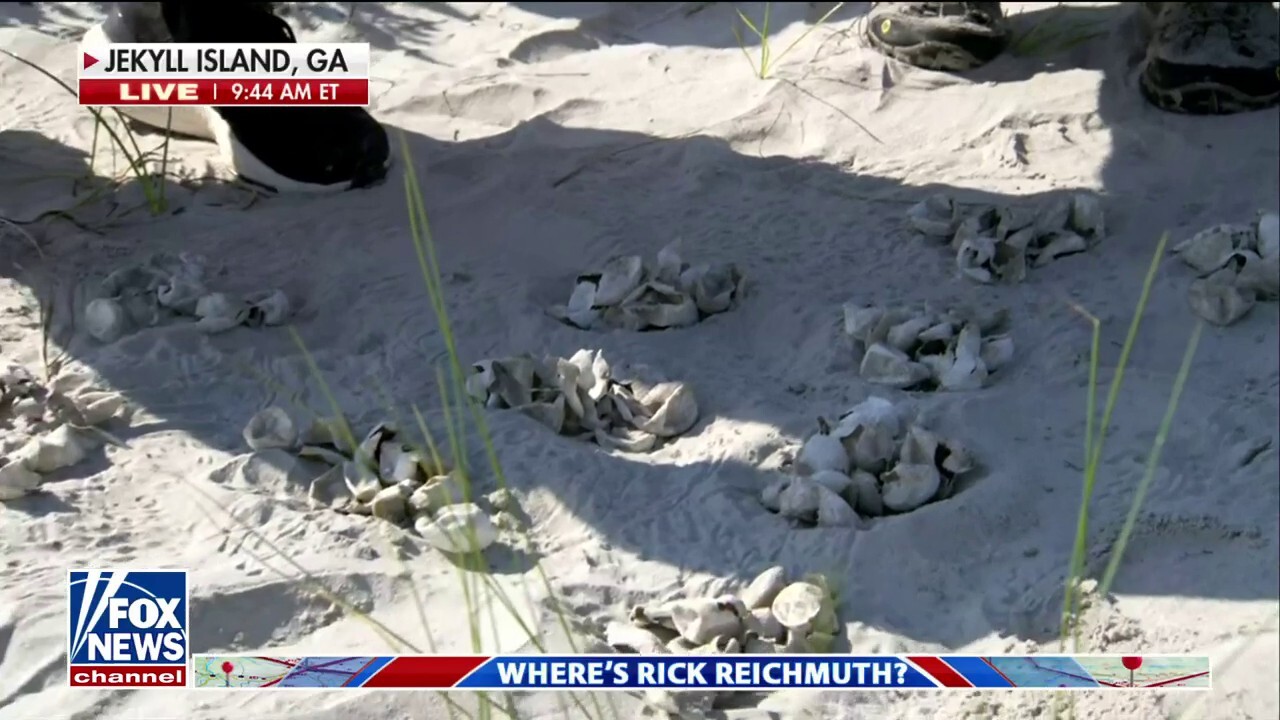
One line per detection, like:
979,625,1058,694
84,2,390,192
1140,2,1280,114
864,2,1010,71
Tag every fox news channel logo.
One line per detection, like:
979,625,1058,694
67,569,189,688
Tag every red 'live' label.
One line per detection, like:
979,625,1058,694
78,78,369,106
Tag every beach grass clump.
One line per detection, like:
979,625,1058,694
1,48,171,216
195,133,616,720
732,2,846,79
1058,233,1202,652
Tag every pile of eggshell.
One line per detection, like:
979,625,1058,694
762,397,975,521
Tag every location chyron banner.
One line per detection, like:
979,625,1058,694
189,654,1211,690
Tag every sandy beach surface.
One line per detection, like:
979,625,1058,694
1,3,1277,719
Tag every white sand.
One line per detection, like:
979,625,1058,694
1,2,1277,718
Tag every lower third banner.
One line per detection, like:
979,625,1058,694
190,655,1211,690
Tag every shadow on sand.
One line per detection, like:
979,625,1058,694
1,3,1277,655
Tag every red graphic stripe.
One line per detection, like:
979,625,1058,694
907,656,973,688
362,656,489,688
981,657,1017,687
1147,671,1210,688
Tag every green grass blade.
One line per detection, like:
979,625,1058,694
1099,321,1203,595
735,7,763,36
731,21,762,78
397,133,606,720
770,1,846,69
1060,232,1170,649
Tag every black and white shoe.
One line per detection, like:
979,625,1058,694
84,2,390,193
864,2,1009,72
1139,2,1280,115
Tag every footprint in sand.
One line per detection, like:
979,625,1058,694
508,29,602,64
186,573,388,652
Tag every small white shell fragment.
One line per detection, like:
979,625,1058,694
1232,252,1280,301
979,335,1016,372
605,622,671,654
193,293,244,332
77,392,128,426
843,423,898,474
1173,224,1251,274
244,289,291,326
0,460,42,500
342,460,383,503
370,485,408,523
937,325,989,391
886,316,933,352
741,566,788,609
379,443,423,484
84,298,129,343
418,503,498,554
956,236,997,283
797,430,848,474
760,476,790,512
593,426,658,453
634,382,698,437
689,265,741,314
655,241,684,285
809,469,853,495
594,255,645,306
842,304,884,340
1257,211,1279,259
630,600,678,629
860,343,931,389
567,280,597,314
1069,194,1105,238
669,598,742,645
17,425,87,474
242,406,297,451
1032,231,1088,267
1188,274,1256,326
1,364,37,395
850,470,884,516
833,396,904,439
195,292,239,320
899,426,940,466
408,472,464,516
940,439,976,476
815,483,858,526
10,397,43,419
777,478,821,520
771,582,825,630
749,608,785,640
881,463,943,513
907,194,957,238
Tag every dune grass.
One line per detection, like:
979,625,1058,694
236,134,616,720
1058,232,1203,654
732,2,846,79
1,48,171,216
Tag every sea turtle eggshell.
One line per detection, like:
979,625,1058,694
881,463,942,512
419,503,498,554
741,566,788,610
770,582,825,630
84,298,129,343
797,432,848,474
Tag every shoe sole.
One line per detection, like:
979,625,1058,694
82,23,391,194
1140,66,1280,115
863,25,996,72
